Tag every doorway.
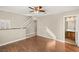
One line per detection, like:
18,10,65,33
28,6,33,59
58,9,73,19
65,16,76,45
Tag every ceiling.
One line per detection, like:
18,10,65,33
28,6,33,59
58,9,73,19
0,6,79,16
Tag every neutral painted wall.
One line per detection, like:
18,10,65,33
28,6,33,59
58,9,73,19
0,11,34,45
37,9,79,42
37,15,58,40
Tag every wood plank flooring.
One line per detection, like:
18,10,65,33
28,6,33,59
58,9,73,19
0,36,79,52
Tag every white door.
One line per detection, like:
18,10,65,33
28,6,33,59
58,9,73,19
75,16,79,46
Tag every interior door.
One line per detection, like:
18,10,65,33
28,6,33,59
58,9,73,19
75,16,79,46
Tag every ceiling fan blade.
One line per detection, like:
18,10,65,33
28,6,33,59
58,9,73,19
29,7,34,9
40,10,45,12
30,11,34,12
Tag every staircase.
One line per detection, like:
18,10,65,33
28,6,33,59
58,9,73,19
20,16,35,36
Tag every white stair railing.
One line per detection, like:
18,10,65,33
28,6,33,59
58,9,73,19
20,16,33,28
20,16,35,35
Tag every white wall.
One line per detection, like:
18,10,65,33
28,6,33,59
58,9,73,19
0,11,34,45
37,15,58,40
37,9,79,42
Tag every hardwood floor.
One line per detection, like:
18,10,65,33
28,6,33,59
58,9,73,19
0,36,79,52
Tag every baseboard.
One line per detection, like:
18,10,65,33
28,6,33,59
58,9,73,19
37,34,65,43
0,33,35,46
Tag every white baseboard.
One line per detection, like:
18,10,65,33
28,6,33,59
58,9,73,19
37,34,65,43
0,33,35,46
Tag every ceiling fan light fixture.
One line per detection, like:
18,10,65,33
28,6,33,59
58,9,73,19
34,10,39,14
29,6,46,14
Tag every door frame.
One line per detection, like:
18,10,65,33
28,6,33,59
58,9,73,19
63,14,79,46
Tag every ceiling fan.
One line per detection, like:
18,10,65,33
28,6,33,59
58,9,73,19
28,6,46,13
